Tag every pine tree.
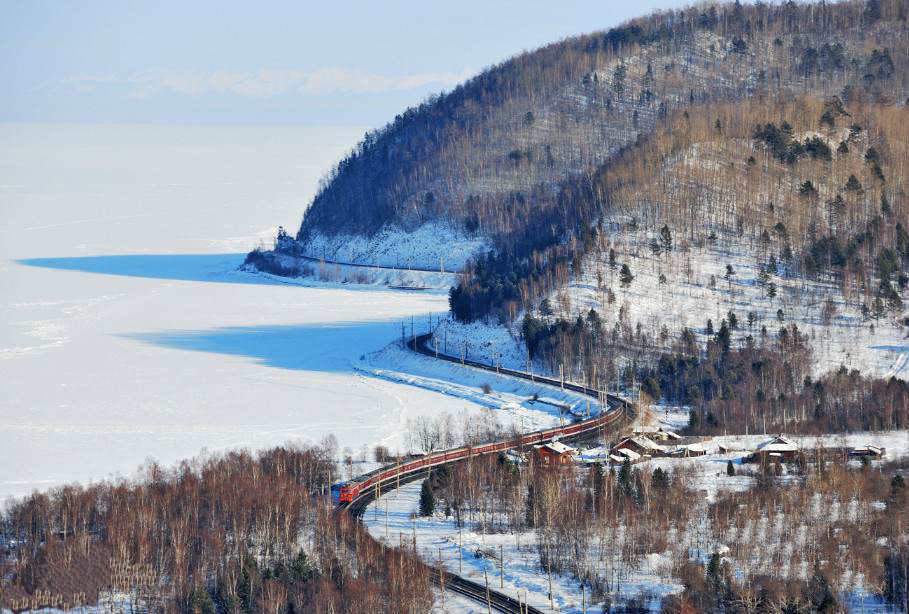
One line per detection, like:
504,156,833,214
419,479,435,516
660,225,673,253
620,264,634,287
618,458,632,495
726,460,735,476
652,467,668,489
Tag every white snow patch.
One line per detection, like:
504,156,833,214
301,221,491,272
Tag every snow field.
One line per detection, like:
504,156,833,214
0,124,499,501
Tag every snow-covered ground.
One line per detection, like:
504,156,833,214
558,225,908,379
365,477,683,613
0,123,497,501
301,221,491,272
365,419,907,613
357,340,608,442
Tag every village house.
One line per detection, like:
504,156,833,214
754,435,800,462
672,442,709,457
632,426,681,442
609,448,642,464
534,441,577,465
849,445,885,458
612,435,665,458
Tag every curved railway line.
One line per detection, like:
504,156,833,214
334,332,634,613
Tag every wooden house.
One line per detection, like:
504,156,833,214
849,445,885,458
754,435,800,462
612,435,665,458
534,441,577,465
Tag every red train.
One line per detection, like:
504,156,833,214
332,404,626,506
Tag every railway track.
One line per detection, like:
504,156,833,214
409,332,630,409
335,331,632,613
340,473,544,613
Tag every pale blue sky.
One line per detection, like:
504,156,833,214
3,0,694,126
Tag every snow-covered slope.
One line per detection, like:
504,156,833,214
553,224,907,379
301,221,491,271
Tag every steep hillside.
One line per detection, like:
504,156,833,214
245,0,909,434
257,0,908,277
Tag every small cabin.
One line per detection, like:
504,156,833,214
849,445,885,458
534,441,577,465
632,426,681,442
612,435,665,458
674,442,708,457
755,435,800,462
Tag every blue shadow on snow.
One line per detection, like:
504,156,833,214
121,321,403,373
15,253,300,286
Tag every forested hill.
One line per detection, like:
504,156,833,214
268,0,907,271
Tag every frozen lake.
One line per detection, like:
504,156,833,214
0,123,482,501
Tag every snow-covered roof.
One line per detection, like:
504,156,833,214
617,448,642,461
718,441,745,452
539,441,576,455
609,454,626,463
757,436,799,452
680,443,708,453
632,426,680,439
852,445,883,455
617,435,664,452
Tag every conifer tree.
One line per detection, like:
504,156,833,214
419,479,435,516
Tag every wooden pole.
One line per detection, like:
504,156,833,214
439,548,445,608
485,570,491,614
459,529,463,573
499,544,504,588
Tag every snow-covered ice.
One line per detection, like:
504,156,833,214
0,123,493,501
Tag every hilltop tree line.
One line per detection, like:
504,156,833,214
297,0,907,240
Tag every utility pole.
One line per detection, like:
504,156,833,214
499,544,504,588
485,570,491,614
438,548,445,608
459,528,463,573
